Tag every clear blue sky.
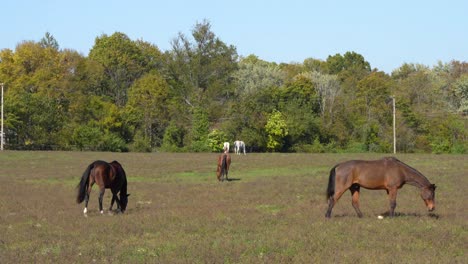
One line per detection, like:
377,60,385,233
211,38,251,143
2,0,467,73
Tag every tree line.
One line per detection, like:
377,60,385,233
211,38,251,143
0,21,466,153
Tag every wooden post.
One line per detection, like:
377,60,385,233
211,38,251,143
392,95,396,154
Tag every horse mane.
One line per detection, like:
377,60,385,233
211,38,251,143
384,157,432,187
110,160,127,192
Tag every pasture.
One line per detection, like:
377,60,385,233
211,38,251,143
0,151,466,263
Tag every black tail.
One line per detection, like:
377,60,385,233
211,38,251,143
326,165,337,199
76,162,94,203
220,154,227,178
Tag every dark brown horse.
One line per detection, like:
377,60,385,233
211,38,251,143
325,157,436,218
216,151,231,182
76,160,130,215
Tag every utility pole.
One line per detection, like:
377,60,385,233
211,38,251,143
1,83,3,151
392,95,396,154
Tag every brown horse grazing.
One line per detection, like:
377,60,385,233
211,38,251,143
216,151,231,182
76,160,130,215
325,157,436,218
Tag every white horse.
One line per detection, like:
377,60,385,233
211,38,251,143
223,142,230,153
234,140,246,155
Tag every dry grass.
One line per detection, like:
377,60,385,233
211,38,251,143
0,151,466,263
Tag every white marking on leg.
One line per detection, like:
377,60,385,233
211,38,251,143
100,210,104,214
83,208,87,214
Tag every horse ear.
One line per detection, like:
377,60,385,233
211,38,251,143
127,194,131,197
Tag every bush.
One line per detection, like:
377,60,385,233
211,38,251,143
98,132,128,152
342,141,367,153
430,137,451,154
130,131,152,152
451,143,466,154
207,129,227,152
189,140,211,152
161,122,186,152
71,125,102,151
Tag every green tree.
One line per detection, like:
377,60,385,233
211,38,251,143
207,129,227,152
353,72,393,151
298,71,341,119
161,121,186,152
232,55,285,97
0,39,81,149
39,32,59,50
88,32,146,106
189,107,210,152
277,75,320,150
167,19,238,114
326,51,371,75
265,110,289,152
303,57,327,73
135,39,166,73
125,72,171,149
453,75,468,114
326,51,372,93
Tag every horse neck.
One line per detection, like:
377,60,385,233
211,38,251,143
120,178,127,195
401,164,431,188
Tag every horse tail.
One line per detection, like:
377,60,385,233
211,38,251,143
326,165,338,199
221,154,227,177
76,162,94,204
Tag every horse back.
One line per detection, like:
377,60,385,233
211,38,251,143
110,161,127,179
109,161,127,189
91,160,122,189
335,158,406,190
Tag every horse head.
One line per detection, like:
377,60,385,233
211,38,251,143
421,184,436,211
120,193,130,212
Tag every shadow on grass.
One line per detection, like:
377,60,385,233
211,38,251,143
379,211,441,219
226,178,241,182
329,212,440,219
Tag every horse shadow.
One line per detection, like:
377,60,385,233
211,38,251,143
380,211,440,219
331,212,440,219
227,178,241,182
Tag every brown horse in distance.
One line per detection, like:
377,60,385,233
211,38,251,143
325,157,436,218
76,160,130,215
216,149,231,182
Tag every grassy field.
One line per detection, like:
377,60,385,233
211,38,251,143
0,151,466,263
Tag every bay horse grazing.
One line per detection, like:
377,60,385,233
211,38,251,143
216,151,231,182
325,157,436,218
234,140,246,155
76,160,130,215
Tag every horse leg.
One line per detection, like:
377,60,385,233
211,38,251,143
84,190,90,214
83,183,93,214
388,188,398,217
115,196,121,211
325,189,347,218
325,197,334,218
98,187,105,214
109,194,122,213
350,184,363,218
110,195,115,211
110,194,118,211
